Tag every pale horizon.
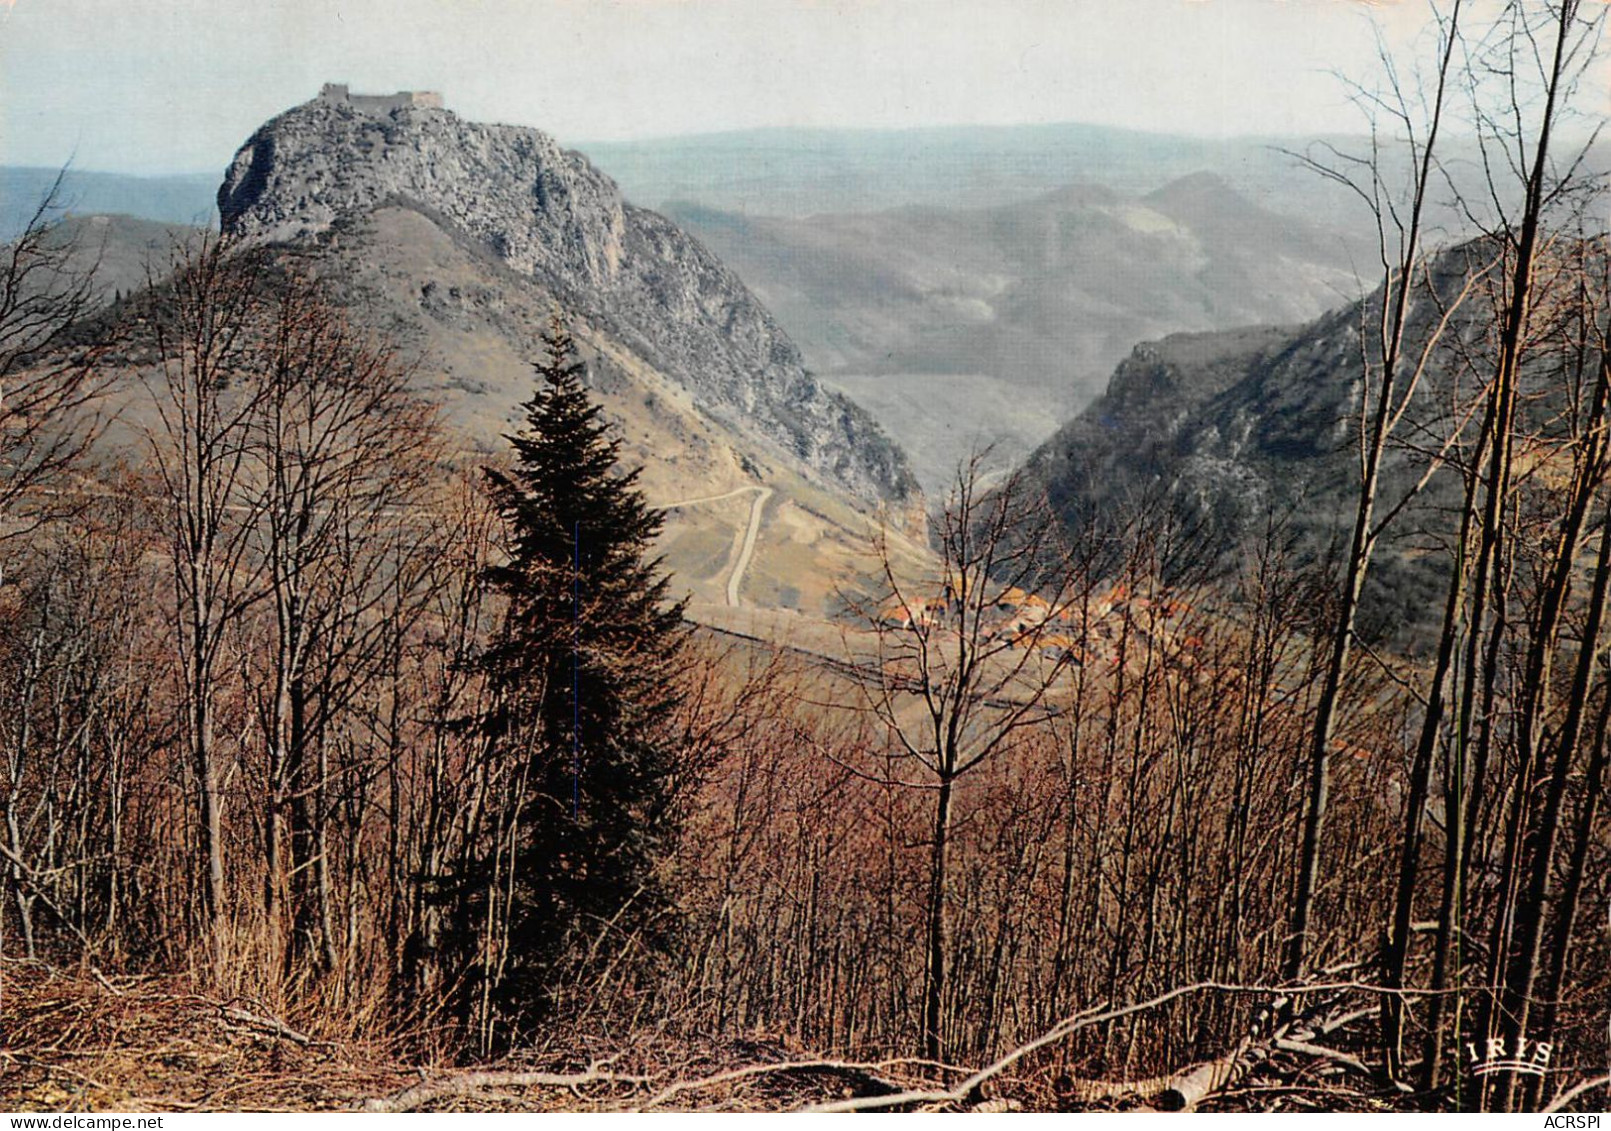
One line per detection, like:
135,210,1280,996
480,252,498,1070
7,0,1577,178
4,114,1409,182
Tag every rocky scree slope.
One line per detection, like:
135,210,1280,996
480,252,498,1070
216,96,915,505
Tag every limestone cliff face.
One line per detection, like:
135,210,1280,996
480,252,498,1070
217,97,916,504
1020,242,1509,649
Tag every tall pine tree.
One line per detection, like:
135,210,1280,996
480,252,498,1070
465,316,688,1032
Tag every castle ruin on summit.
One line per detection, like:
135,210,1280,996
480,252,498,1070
319,83,444,113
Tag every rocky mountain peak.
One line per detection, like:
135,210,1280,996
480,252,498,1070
216,91,917,505
219,96,628,290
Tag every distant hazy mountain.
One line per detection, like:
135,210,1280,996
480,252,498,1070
2,123,1355,245
1,167,216,241
13,120,1602,240
667,174,1365,491
579,123,1370,220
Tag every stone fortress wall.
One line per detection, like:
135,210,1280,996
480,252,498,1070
319,83,444,113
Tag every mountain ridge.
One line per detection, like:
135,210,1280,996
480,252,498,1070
666,172,1365,491
1019,242,1513,647
216,94,917,507
1,167,218,243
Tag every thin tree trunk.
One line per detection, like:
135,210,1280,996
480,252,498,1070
922,773,955,1061
1388,485,1475,1079
1287,0,1462,965
1527,669,1611,1109
1498,489,1611,1108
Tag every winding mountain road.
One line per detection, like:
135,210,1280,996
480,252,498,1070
652,485,773,607
40,480,779,609
724,487,773,606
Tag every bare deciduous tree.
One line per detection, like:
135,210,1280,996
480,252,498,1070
143,236,274,951
0,173,114,554
847,454,1087,1060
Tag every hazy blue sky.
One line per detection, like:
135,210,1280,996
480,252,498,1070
0,0,1601,175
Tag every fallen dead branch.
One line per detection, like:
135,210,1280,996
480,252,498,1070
802,985,1225,1113
801,979,1402,1113
1054,1040,1266,1112
1544,1074,1611,1113
88,968,124,997
1155,1039,1264,1112
358,1061,653,1112
634,1058,906,1111
1056,1067,1181,1107
1273,1037,1373,1078
360,1055,912,1113
218,1007,316,1048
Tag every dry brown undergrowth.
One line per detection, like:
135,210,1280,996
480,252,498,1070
0,958,409,1111
0,958,989,1113
1,957,1434,1113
